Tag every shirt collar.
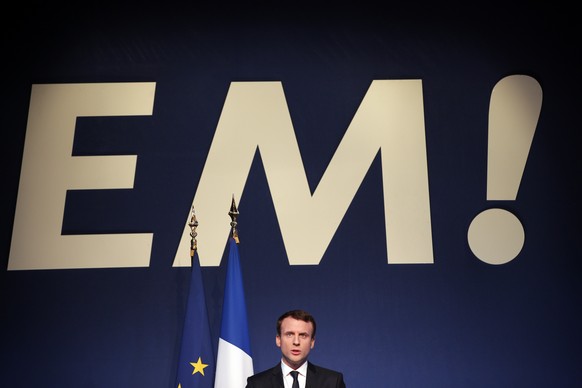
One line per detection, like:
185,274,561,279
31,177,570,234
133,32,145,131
280,359,308,377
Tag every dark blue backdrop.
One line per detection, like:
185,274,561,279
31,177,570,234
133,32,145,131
2,3,580,387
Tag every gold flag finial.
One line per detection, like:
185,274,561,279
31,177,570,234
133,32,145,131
188,206,199,259
228,195,240,244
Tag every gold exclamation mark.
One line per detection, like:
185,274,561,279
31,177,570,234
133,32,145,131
468,75,542,264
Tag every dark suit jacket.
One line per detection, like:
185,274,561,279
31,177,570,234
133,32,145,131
245,362,346,388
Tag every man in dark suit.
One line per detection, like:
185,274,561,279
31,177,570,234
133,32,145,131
246,309,346,388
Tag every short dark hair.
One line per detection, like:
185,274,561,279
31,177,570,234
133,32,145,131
276,309,317,338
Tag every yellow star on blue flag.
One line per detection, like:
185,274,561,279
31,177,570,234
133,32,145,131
191,357,209,376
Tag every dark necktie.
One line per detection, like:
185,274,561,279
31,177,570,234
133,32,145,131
290,370,299,388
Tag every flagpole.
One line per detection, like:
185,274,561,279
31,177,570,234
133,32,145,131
189,206,199,260
229,194,240,244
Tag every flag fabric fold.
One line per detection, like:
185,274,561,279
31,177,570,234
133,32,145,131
175,251,215,388
214,237,254,388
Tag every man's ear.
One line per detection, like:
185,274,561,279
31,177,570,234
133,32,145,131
276,335,281,348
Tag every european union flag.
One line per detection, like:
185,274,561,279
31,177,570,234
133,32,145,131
175,250,215,388
214,237,254,388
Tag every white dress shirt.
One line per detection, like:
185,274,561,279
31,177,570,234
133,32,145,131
281,359,308,388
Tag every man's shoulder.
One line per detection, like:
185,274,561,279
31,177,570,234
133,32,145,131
247,364,281,381
308,362,343,376
307,362,346,386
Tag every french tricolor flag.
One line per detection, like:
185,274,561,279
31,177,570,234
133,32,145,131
214,237,254,388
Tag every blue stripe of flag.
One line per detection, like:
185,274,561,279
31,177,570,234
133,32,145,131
219,237,252,356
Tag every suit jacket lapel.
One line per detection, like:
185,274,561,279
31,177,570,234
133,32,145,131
270,364,285,388
305,362,318,388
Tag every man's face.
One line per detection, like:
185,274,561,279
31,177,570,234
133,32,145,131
276,317,315,369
